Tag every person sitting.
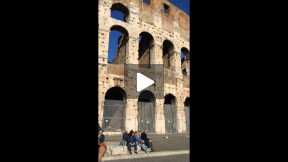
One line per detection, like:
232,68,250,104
140,129,153,152
127,130,138,154
135,131,149,153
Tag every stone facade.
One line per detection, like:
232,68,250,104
98,0,190,134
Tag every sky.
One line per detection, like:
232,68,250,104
170,0,190,15
108,0,190,63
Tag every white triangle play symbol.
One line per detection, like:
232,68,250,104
137,73,155,92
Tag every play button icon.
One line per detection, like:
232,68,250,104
124,64,164,99
137,73,154,92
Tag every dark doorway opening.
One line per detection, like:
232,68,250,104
164,94,177,133
138,90,155,132
103,87,126,131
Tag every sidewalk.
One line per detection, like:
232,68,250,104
104,134,190,152
102,150,189,161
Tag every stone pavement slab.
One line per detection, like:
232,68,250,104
102,150,189,161
103,154,189,162
104,134,190,152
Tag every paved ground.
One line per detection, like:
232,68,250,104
104,154,190,162
105,134,190,152
103,150,189,161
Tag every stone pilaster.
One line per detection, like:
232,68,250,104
125,98,138,131
153,43,163,64
98,28,110,127
127,36,139,64
98,29,110,64
98,92,105,127
155,98,165,134
176,101,187,133
174,51,183,78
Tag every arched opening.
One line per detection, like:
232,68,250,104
181,47,190,76
138,32,154,66
108,25,129,64
143,0,151,5
184,97,190,133
164,94,177,133
163,40,175,69
110,3,129,22
138,90,155,132
163,3,170,15
181,47,190,63
103,87,126,131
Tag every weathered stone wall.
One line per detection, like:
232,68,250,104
98,0,190,134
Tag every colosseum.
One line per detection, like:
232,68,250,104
98,0,190,134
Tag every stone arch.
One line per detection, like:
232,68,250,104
163,40,175,69
181,47,190,62
184,97,190,107
164,93,177,133
110,3,129,22
102,86,127,131
180,47,190,76
138,32,155,66
108,25,129,64
143,0,151,5
137,90,156,132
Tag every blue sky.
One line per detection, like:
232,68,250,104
108,0,190,63
170,0,190,15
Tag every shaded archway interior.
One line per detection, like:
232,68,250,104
181,47,190,76
103,87,126,131
181,47,190,63
138,90,155,102
108,25,129,64
105,86,126,100
164,94,177,133
110,3,129,22
138,32,154,66
138,90,155,132
163,40,175,69
164,94,176,105
184,97,190,107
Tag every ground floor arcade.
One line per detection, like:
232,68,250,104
98,86,190,134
